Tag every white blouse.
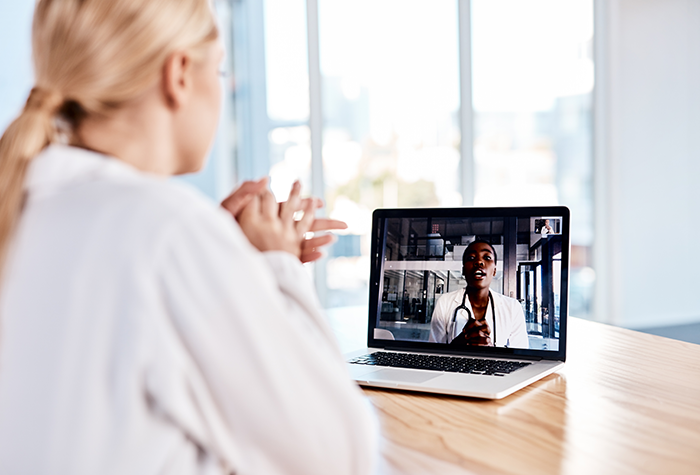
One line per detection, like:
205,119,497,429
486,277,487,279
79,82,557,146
0,145,378,475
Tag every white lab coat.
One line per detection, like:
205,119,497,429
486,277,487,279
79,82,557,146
428,287,529,348
0,145,378,475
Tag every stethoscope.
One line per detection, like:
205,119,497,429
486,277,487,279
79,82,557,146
447,287,497,345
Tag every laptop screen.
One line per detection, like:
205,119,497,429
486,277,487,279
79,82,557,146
368,207,569,359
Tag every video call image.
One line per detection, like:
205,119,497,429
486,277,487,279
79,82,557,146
374,216,563,351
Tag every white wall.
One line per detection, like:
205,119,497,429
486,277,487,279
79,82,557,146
596,0,700,328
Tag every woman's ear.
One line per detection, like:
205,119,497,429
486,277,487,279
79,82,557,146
162,51,193,109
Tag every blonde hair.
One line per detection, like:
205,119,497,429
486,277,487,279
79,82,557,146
0,0,217,272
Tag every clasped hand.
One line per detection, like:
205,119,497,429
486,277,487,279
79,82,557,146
451,318,493,347
221,177,347,263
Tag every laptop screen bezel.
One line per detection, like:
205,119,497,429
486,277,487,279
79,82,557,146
367,206,570,362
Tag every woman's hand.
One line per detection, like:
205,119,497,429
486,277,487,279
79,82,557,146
293,195,347,263
235,180,309,258
460,318,493,346
220,177,269,218
449,318,493,347
300,216,348,263
223,179,348,262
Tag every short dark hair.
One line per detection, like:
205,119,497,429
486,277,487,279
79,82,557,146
462,239,498,265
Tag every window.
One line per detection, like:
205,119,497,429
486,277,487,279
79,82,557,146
224,0,595,317
470,0,595,316
0,0,595,319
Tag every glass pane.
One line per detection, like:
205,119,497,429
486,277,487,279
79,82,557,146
268,125,313,199
318,0,461,308
471,0,594,317
264,0,310,123
263,0,313,199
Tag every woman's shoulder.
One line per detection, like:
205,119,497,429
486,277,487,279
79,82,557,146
29,145,224,222
107,177,240,253
25,145,238,252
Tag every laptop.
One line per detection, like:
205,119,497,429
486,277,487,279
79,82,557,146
345,206,569,399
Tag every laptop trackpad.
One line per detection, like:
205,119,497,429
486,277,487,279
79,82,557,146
370,369,440,384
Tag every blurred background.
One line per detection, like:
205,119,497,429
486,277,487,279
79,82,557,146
1,0,698,342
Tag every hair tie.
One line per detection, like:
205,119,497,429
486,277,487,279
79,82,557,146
25,87,64,114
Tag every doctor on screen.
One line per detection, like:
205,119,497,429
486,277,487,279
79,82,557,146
429,240,529,348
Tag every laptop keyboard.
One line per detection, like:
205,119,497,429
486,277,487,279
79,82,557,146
348,352,531,376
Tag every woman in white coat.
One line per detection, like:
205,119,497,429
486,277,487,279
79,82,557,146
429,240,529,349
0,1,377,474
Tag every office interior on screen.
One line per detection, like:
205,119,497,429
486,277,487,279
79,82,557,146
376,216,562,350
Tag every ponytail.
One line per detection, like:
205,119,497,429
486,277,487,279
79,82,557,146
0,87,63,272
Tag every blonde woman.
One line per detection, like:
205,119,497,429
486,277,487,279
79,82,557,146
0,1,377,474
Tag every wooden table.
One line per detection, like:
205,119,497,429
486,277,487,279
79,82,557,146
365,317,700,475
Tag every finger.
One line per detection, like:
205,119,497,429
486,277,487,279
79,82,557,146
474,333,493,347
464,319,480,332
300,250,323,264
238,192,261,223
463,322,489,339
309,218,348,233
472,318,490,331
480,322,491,336
295,197,318,236
259,188,278,218
279,181,302,222
475,323,491,336
225,178,267,201
221,177,268,216
465,335,490,346
301,234,336,252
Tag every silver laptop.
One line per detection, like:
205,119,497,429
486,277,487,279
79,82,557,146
345,206,569,399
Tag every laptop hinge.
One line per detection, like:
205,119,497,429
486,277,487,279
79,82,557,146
380,346,544,361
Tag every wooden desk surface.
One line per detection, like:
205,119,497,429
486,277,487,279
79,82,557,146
366,317,700,475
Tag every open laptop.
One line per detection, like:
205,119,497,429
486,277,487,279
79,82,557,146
345,206,569,399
